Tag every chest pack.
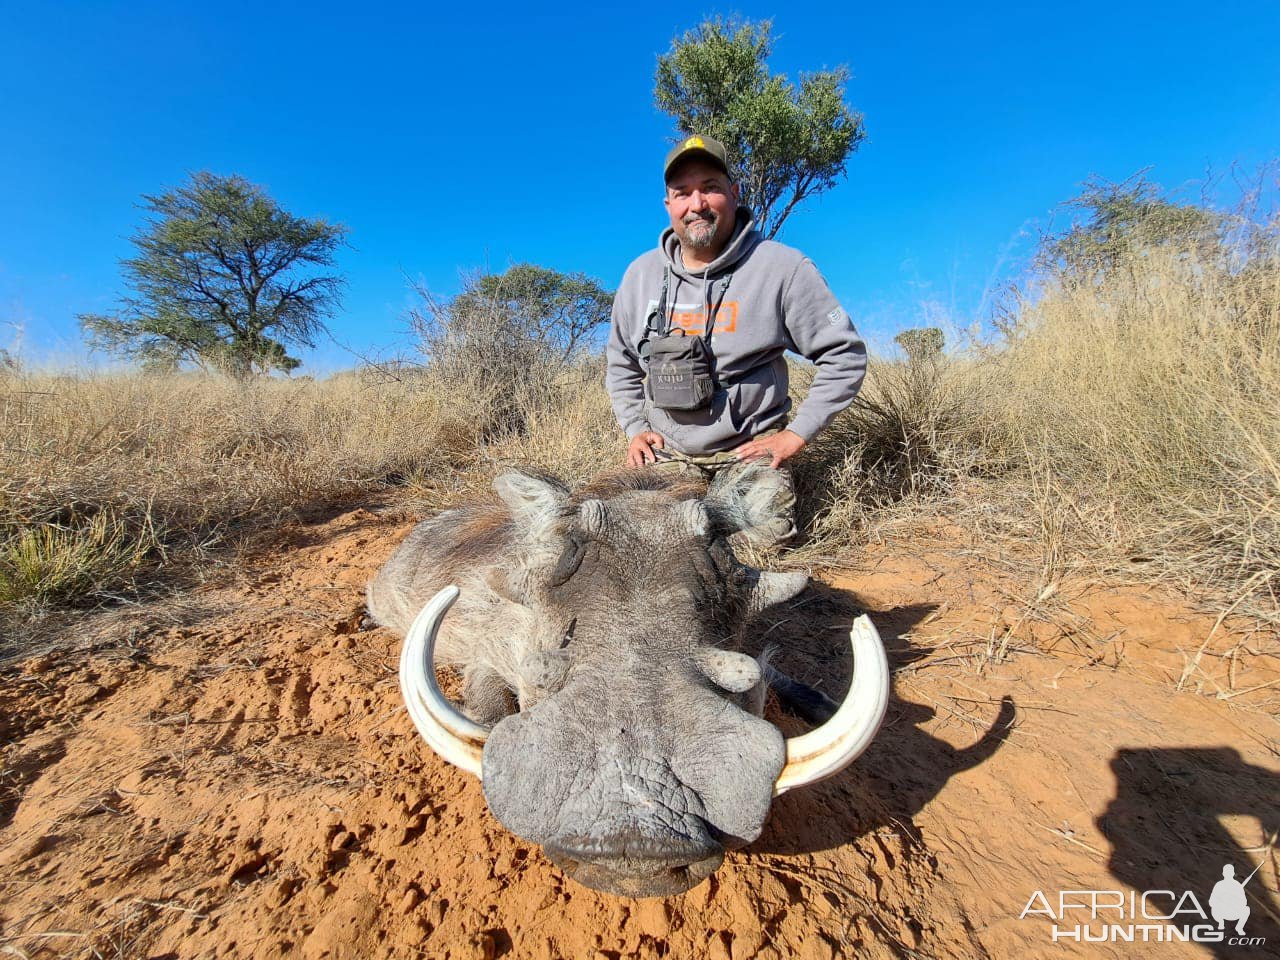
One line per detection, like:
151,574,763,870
638,266,732,412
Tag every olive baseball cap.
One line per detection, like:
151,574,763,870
663,134,730,182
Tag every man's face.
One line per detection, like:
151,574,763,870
664,159,740,256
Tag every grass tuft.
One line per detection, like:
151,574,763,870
0,511,157,610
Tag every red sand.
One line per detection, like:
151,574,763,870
2,504,1276,959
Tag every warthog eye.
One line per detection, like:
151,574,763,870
708,540,737,575
701,540,746,592
548,536,587,587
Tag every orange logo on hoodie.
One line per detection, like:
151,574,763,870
669,302,738,335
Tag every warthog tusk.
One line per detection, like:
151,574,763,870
400,586,489,778
774,615,889,795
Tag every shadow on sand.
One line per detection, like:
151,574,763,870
741,581,1016,860
1097,746,1279,956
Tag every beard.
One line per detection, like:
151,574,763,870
681,212,718,250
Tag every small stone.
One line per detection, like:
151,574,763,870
330,831,355,852
398,887,421,913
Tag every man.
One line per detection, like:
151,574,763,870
605,134,867,541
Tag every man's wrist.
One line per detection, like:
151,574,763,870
786,419,819,443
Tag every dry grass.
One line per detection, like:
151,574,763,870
0,510,158,610
978,239,1280,621
4,211,1277,633
784,353,1006,563
788,218,1279,624
0,368,493,618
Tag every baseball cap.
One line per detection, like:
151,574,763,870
663,135,730,182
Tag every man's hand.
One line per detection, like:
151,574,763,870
733,429,806,468
627,431,666,467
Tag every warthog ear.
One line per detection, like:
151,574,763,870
494,471,569,540
494,471,574,598
703,462,793,548
693,648,761,693
676,500,710,538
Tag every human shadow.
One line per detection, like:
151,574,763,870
1097,747,1279,956
740,581,1016,858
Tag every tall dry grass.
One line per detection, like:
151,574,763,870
786,353,1006,558
982,241,1280,614
0,369,491,614
0,355,634,624
785,211,1279,620
5,206,1276,627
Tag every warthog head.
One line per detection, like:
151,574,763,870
397,467,887,897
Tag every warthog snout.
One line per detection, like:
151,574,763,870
545,844,726,899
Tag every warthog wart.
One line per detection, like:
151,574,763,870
366,464,889,897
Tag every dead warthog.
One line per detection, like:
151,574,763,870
367,465,888,897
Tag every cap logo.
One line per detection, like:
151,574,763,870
684,136,705,149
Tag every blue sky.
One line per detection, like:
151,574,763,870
2,1,1277,370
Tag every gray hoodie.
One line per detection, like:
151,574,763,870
605,208,867,455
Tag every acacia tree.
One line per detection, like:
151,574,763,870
894,327,944,363
1037,172,1223,280
655,18,865,238
450,264,614,360
408,263,614,434
410,264,613,369
80,172,347,376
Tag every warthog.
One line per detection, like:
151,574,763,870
367,465,888,897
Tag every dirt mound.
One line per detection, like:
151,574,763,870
2,505,1276,959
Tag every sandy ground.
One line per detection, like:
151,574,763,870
1,500,1277,960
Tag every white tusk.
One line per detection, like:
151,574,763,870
773,614,889,795
399,585,489,779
